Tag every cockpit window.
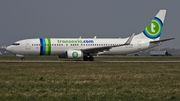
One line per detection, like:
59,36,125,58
12,43,20,45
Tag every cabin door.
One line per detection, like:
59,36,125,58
26,40,31,50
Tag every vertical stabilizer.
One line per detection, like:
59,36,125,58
135,10,166,40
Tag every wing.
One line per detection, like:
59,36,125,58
81,33,135,54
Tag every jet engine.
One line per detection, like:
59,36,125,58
66,50,83,58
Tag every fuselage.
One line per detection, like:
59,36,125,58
6,38,159,56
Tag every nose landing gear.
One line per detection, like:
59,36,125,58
21,57,25,61
15,54,25,61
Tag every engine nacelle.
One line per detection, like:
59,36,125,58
66,50,83,58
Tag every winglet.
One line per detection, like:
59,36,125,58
124,33,135,45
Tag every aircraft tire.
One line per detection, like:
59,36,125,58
89,56,94,61
83,56,89,61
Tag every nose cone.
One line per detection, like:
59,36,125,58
6,46,12,52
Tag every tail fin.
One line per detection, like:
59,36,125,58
135,10,166,40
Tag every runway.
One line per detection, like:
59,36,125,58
0,60,180,63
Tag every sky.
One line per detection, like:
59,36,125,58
0,0,179,48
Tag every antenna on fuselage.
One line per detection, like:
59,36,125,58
94,36,97,39
79,36,81,39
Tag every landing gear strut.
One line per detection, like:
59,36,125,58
83,56,94,61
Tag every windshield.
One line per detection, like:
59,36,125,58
12,43,20,45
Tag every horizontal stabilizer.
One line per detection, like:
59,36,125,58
150,38,175,43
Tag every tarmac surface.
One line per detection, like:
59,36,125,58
0,60,180,63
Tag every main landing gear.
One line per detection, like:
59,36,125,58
83,56,94,61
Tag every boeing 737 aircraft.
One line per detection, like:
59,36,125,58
6,10,174,61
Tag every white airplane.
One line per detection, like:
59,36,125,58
6,10,174,61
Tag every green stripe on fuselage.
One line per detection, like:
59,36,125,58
45,38,51,55
47,38,51,55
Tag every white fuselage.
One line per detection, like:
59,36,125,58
6,38,159,56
